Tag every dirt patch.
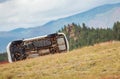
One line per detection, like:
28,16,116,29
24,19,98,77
0,61,8,65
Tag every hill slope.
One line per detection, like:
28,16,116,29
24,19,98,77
0,41,120,79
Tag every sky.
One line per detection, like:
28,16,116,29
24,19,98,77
0,0,120,31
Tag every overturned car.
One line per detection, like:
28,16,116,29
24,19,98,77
6,33,69,63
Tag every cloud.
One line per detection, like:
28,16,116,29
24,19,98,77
0,0,120,31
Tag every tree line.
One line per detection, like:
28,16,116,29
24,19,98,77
0,53,7,62
58,21,120,50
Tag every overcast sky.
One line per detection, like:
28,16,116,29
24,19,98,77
0,0,120,31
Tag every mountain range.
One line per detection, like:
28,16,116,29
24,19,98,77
0,3,120,53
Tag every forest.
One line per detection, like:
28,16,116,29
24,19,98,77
0,53,7,62
58,21,120,50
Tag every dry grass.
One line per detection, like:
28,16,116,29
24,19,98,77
0,41,120,79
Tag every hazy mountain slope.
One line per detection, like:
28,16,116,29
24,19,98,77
0,3,120,52
87,7,120,28
0,41,120,79
39,3,120,30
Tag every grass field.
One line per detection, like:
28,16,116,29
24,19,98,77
0,41,120,79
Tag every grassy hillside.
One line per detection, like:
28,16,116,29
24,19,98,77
0,41,120,79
